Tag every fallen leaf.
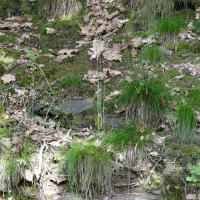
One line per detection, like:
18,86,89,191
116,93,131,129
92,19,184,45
1,74,16,84
25,170,33,182
131,37,142,48
132,47,137,57
20,22,34,28
103,50,122,61
46,27,56,34
174,75,185,80
149,152,158,156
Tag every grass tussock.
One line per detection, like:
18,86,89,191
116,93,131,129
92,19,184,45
172,104,196,145
116,78,169,127
0,138,34,191
103,126,148,150
141,45,164,65
61,143,113,198
155,14,184,43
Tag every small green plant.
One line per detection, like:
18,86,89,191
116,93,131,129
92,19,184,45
186,162,200,188
172,104,196,145
116,78,168,127
155,14,184,43
141,45,163,65
61,143,113,198
25,49,38,68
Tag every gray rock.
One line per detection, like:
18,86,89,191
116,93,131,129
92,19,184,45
52,99,94,114
52,193,82,200
32,104,48,112
103,118,124,127
181,53,193,57
159,46,173,55
111,194,159,200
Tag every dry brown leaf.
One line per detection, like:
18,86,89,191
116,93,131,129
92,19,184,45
104,90,121,101
149,152,158,157
103,50,122,61
132,47,137,57
131,37,142,48
196,7,200,20
83,14,90,22
5,16,22,23
1,74,16,84
112,43,121,52
21,33,30,39
20,22,34,28
25,170,33,182
15,37,24,44
103,68,122,76
78,24,95,37
75,40,91,48
57,48,78,55
46,27,56,34
31,47,37,52
0,22,20,29
174,75,185,80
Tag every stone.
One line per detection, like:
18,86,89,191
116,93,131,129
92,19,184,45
52,99,94,114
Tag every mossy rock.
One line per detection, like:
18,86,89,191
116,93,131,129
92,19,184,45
35,56,52,64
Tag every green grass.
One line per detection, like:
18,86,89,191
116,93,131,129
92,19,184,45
103,126,149,150
61,143,113,198
59,75,82,88
172,104,196,145
141,45,164,65
188,86,200,111
116,78,169,127
0,137,36,191
155,14,184,43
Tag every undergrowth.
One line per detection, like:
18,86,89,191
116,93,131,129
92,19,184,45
61,143,113,198
172,104,196,145
116,77,169,127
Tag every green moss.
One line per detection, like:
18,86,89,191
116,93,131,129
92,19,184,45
17,75,32,87
163,176,184,200
0,35,15,43
35,56,52,64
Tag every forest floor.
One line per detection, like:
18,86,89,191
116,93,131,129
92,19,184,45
1,0,200,200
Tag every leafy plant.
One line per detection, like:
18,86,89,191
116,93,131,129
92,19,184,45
141,45,163,65
186,162,200,187
61,143,113,198
25,49,38,68
116,78,168,127
172,104,196,145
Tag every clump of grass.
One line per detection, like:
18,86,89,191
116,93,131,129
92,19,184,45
141,45,164,65
61,143,113,198
0,138,35,191
116,78,169,127
172,104,196,145
104,126,148,150
155,14,184,43
188,86,200,111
